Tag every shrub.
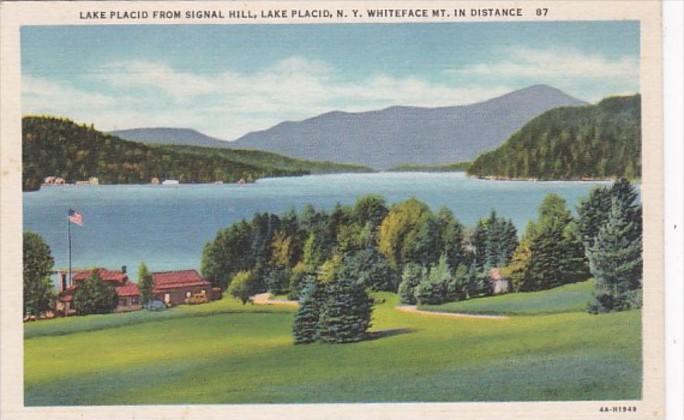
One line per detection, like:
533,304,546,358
72,272,118,315
227,271,258,304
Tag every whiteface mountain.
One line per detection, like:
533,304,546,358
111,85,586,170
232,85,586,169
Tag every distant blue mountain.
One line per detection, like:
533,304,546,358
233,85,587,169
108,127,232,149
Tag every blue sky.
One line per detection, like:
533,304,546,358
22,22,640,139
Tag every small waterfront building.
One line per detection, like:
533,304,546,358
150,177,160,185
489,268,510,294
151,269,214,306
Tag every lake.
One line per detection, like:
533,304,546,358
23,172,610,279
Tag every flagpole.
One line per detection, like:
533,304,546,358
68,209,72,288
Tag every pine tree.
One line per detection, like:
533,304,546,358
586,199,643,313
292,278,322,344
317,278,373,343
398,263,424,304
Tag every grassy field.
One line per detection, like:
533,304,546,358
420,280,595,315
24,287,641,405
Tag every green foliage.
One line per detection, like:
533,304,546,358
22,116,313,191
72,272,118,315
470,211,518,270
352,195,389,234
514,194,589,292
227,271,258,305
317,255,343,284
468,95,641,180
378,198,432,269
287,262,313,300
338,248,398,292
265,268,291,295
586,199,643,314
201,220,255,289
398,263,425,304
317,278,374,344
137,262,154,305
23,232,55,317
415,255,452,305
163,144,373,175
292,278,322,344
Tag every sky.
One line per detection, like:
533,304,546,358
21,21,640,140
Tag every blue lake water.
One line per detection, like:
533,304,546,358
23,172,610,279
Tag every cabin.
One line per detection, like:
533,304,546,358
151,269,217,306
56,266,141,315
489,268,510,294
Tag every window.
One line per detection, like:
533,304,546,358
118,298,127,307
131,297,139,305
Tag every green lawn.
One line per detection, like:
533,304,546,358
24,289,641,405
420,280,595,315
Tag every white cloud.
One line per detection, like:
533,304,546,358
23,57,521,139
449,46,639,82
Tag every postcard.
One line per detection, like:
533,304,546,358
0,1,666,419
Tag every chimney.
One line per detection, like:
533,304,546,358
121,265,127,274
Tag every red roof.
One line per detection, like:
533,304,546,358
152,270,210,291
116,282,140,297
69,268,128,284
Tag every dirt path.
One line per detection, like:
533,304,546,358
251,293,299,306
395,305,509,320
250,293,509,320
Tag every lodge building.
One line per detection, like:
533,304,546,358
56,267,219,315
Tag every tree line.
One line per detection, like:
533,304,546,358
22,116,309,191
467,95,641,180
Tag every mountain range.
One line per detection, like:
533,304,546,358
111,85,587,170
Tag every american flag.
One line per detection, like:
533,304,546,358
68,209,83,226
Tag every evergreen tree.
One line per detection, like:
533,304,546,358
23,232,55,317
414,255,450,305
137,262,154,305
338,248,398,292
317,277,374,343
586,199,643,313
72,272,118,315
265,267,290,295
292,278,322,344
445,264,469,301
577,186,612,249
436,207,467,269
398,263,424,304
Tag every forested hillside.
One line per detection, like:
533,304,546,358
467,95,640,180
22,117,368,191
162,145,372,174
